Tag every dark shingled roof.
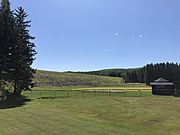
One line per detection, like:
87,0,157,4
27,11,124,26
154,78,169,82
150,78,174,85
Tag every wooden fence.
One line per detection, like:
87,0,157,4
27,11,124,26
23,89,152,99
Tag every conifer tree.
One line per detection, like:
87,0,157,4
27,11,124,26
0,0,15,84
0,0,36,96
10,7,37,95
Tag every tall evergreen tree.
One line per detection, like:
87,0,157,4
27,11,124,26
0,1,36,96
0,0,15,84
10,7,37,95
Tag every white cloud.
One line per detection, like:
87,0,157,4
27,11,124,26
105,49,110,52
139,34,143,38
115,33,119,36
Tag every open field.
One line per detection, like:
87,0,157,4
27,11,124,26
1,85,179,135
29,85,152,99
0,96,180,135
24,90,152,99
32,84,151,91
34,70,124,87
26,89,152,99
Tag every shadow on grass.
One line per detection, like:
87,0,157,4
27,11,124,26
37,96,55,99
0,96,31,109
37,96,70,99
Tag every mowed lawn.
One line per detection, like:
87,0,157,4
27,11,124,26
0,96,180,135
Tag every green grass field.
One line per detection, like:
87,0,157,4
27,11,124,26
0,85,180,135
0,96,180,135
29,85,151,98
23,90,152,99
32,84,151,91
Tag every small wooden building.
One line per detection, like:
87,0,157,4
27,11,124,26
174,82,180,96
150,78,175,95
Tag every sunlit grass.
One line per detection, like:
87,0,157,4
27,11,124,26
0,96,180,135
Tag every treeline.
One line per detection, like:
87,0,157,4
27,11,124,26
75,63,180,84
129,63,180,84
0,0,36,97
76,69,127,78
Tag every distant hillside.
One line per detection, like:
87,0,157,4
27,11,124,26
34,70,124,87
75,68,128,77
72,68,131,82
74,62,180,84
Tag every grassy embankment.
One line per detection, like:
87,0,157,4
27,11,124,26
34,70,124,87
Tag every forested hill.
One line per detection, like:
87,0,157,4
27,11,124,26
73,62,180,84
34,70,124,87
34,63,180,86
75,68,128,77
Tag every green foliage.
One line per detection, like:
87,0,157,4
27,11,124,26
0,0,15,81
78,62,180,84
77,68,127,78
1,0,10,10
0,1,36,96
0,80,6,92
126,62,180,84
11,7,36,94
34,70,123,87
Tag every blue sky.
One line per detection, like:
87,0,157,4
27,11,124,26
10,0,180,71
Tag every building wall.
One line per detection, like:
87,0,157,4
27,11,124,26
152,85,175,95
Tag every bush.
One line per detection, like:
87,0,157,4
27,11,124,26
0,80,14,101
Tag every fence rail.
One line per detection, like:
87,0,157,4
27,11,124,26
23,89,152,99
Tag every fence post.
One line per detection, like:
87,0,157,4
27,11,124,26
109,89,111,96
139,89,142,97
174,87,177,96
67,90,69,98
31,90,32,97
124,90,126,97
53,90,56,98
82,91,84,97
40,90,42,98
